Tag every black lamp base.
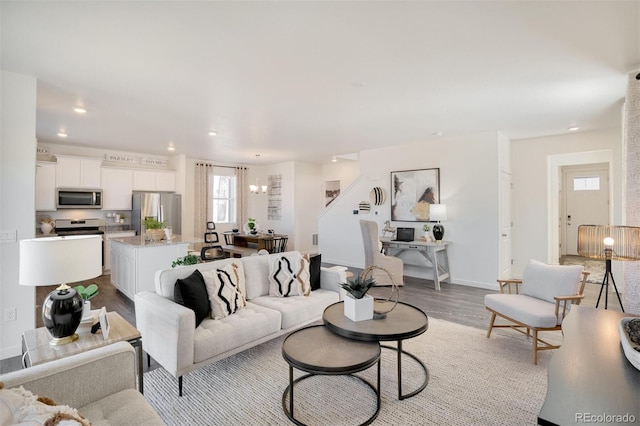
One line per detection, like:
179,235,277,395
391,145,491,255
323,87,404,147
42,285,84,346
433,224,445,241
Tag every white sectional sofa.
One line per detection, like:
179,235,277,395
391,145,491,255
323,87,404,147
134,251,344,396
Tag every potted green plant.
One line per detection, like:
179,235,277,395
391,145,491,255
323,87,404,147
73,283,99,320
143,217,165,241
171,254,199,268
422,224,432,241
340,275,376,322
247,218,257,235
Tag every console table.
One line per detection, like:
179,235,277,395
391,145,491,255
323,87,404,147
538,306,639,425
379,237,451,290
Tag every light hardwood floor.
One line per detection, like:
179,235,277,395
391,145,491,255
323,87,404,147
1,260,622,374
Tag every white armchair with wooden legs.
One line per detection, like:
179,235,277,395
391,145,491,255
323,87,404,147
484,260,589,364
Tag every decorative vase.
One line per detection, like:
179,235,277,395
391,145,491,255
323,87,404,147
343,294,374,322
433,224,444,241
40,222,53,235
82,300,92,321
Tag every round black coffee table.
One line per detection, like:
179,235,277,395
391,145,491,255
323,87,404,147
323,301,429,400
281,325,381,426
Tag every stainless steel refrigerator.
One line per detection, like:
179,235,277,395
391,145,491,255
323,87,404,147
132,191,182,236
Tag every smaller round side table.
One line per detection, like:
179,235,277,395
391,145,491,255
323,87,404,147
281,325,381,426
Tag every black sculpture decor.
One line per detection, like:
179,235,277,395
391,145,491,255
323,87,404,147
433,223,445,241
42,285,85,345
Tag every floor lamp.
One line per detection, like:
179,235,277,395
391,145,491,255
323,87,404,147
577,225,640,312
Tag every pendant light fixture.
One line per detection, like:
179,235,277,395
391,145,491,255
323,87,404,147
249,154,268,194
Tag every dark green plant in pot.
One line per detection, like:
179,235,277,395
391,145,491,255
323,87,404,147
172,254,199,268
340,275,376,299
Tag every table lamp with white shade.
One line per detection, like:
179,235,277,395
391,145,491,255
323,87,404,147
19,235,102,345
430,204,447,241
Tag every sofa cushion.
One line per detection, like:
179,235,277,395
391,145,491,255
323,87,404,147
520,260,583,304
251,289,339,329
241,254,271,300
174,269,210,327
79,388,164,425
269,253,311,297
193,302,281,363
309,253,322,291
201,262,247,320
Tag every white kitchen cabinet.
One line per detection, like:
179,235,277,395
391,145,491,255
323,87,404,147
133,170,176,192
155,170,176,191
104,231,136,272
110,238,188,300
56,156,102,188
110,241,137,299
101,168,134,210
35,161,57,211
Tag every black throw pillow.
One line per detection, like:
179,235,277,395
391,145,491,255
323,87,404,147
309,254,322,291
174,269,210,328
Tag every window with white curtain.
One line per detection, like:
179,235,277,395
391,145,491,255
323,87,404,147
210,169,237,224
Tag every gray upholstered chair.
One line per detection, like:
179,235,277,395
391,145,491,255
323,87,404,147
485,259,589,364
359,220,404,286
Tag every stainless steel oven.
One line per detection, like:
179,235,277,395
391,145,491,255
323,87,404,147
55,219,105,268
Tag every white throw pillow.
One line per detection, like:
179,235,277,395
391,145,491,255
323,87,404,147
269,253,311,297
520,259,583,303
0,386,89,425
202,262,247,319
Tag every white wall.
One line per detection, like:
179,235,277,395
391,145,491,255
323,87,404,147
321,160,360,200
1,71,37,359
293,162,322,253
319,132,501,289
511,129,622,277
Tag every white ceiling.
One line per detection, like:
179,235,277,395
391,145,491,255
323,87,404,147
2,1,639,165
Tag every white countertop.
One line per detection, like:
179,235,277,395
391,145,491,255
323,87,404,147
110,234,196,247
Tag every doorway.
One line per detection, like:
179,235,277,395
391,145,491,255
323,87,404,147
547,150,613,265
560,163,610,256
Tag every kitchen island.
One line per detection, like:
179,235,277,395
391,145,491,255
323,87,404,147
110,235,191,300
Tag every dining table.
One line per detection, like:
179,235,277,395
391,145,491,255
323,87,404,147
226,232,288,252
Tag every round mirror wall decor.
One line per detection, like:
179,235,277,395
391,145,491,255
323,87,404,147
369,187,385,205
358,201,371,214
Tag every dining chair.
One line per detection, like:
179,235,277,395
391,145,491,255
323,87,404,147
359,220,403,286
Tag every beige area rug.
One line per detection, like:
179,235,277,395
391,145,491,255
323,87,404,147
143,318,550,425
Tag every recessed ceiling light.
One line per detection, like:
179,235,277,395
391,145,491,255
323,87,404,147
331,156,337,163
73,107,87,114
168,145,175,151
208,130,217,136
351,81,367,87
432,131,443,137
57,132,68,138
568,126,580,131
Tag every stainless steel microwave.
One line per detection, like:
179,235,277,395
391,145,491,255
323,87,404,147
56,188,102,209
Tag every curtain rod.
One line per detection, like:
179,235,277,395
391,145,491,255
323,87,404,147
195,163,247,170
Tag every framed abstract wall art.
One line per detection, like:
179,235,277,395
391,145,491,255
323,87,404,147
390,168,440,222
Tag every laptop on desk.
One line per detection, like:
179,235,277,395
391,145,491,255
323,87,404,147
392,227,415,242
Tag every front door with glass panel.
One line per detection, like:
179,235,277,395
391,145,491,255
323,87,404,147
562,164,609,255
